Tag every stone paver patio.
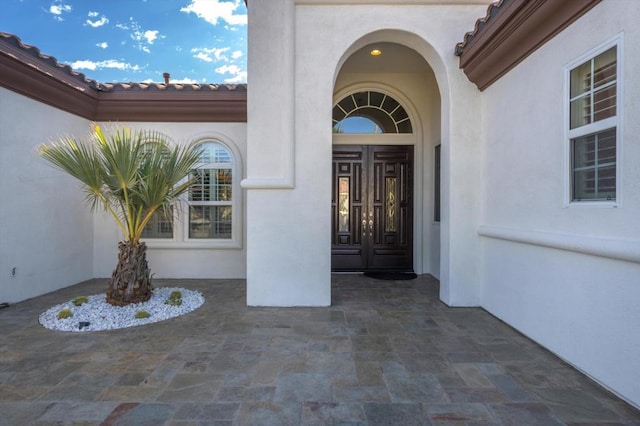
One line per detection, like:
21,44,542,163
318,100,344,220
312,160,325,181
0,274,638,425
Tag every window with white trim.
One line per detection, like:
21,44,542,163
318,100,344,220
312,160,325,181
187,141,233,239
568,43,619,202
142,139,240,247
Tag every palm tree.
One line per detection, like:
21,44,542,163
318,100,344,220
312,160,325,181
39,124,203,306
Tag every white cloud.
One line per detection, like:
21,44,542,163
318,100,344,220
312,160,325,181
180,0,247,26
96,42,108,49
86,16,109,28
194,52,213,63
88,11,99,18
191,46,231,63
169,77,200,84
70,59,141,72
223,72,246,84
143,30,159,44
128,20,163,53
49,2,71,20
231,50,242,60
214,64,246,83
50,3,71,15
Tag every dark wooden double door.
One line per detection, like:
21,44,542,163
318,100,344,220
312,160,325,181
332,145,413,271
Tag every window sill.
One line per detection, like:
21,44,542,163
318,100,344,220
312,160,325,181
566,200,619,209
141,240,242,250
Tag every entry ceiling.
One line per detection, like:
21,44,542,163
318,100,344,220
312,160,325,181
340,42,433,74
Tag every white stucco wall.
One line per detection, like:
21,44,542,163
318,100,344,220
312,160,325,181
92,122,247,280
245,0,487,306
0,88,93,303
480,0,640,407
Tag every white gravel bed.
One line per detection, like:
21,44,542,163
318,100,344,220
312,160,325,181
39,287,205,332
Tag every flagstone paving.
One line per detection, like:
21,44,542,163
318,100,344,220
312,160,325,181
0,274,638,425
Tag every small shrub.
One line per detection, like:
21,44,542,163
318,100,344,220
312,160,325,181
134,310,150,319
57,308,73,319
165,290,183,306
165,297,182,306
72,296,88,306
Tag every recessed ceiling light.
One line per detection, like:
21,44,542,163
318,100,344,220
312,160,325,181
370,49,382,57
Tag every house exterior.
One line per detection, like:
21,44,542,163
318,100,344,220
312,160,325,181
1,0,639,409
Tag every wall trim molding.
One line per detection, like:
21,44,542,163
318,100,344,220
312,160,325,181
478,225,640,264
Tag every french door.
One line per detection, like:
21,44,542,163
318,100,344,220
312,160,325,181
331,145,413,271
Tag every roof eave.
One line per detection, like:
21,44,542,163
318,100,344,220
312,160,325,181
0,32,248,123
456,0,603,91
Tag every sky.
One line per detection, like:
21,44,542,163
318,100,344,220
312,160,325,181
1,0,247,84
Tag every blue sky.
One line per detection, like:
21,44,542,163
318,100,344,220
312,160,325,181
1,0,247,84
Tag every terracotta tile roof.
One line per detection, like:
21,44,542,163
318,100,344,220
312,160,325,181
454,0,505,57
0,32,246,92
1,31,102,90
1,31,247,122
101,82,247,92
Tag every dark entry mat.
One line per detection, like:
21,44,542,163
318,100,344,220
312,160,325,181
363,271,418,280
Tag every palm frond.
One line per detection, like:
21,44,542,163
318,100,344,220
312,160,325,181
39,124,203,243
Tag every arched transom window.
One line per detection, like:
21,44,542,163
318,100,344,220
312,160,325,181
332,91,413,134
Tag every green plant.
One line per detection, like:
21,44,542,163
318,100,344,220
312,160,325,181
38,125,203,306
72,296,88,306
165,291,183,306
57,308,73,319
134,310,150,319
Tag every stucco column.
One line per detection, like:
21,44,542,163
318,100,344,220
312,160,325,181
243,0,331,306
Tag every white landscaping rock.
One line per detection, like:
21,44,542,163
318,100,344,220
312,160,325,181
39,287,205,332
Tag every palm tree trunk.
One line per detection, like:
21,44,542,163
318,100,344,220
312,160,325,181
106,241,153,306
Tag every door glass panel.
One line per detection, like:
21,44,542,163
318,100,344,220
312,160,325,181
338,177,350,232
385,177,397,232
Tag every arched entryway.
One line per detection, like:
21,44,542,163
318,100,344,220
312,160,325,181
332,40,442,278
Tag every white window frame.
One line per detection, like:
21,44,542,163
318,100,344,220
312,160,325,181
142,135,243,249
564,34,623,208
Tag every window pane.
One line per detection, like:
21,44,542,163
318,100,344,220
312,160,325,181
352,92,368,108
215,169,233,201
385,177,397,232
570,47,616,129
370,91,385,108
593,47,616,88
570,61,591,98
338,177,349,232
141,209,173,238
570,95,590,129
189,169,232,202
189,205,232,239
573,168,596,200
593,85,616,122
572,128,616,201
198,142,232,164
573,133,596,169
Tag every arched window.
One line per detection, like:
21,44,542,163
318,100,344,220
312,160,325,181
332,91,413,134
142,138,241,247
187,141,233,240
